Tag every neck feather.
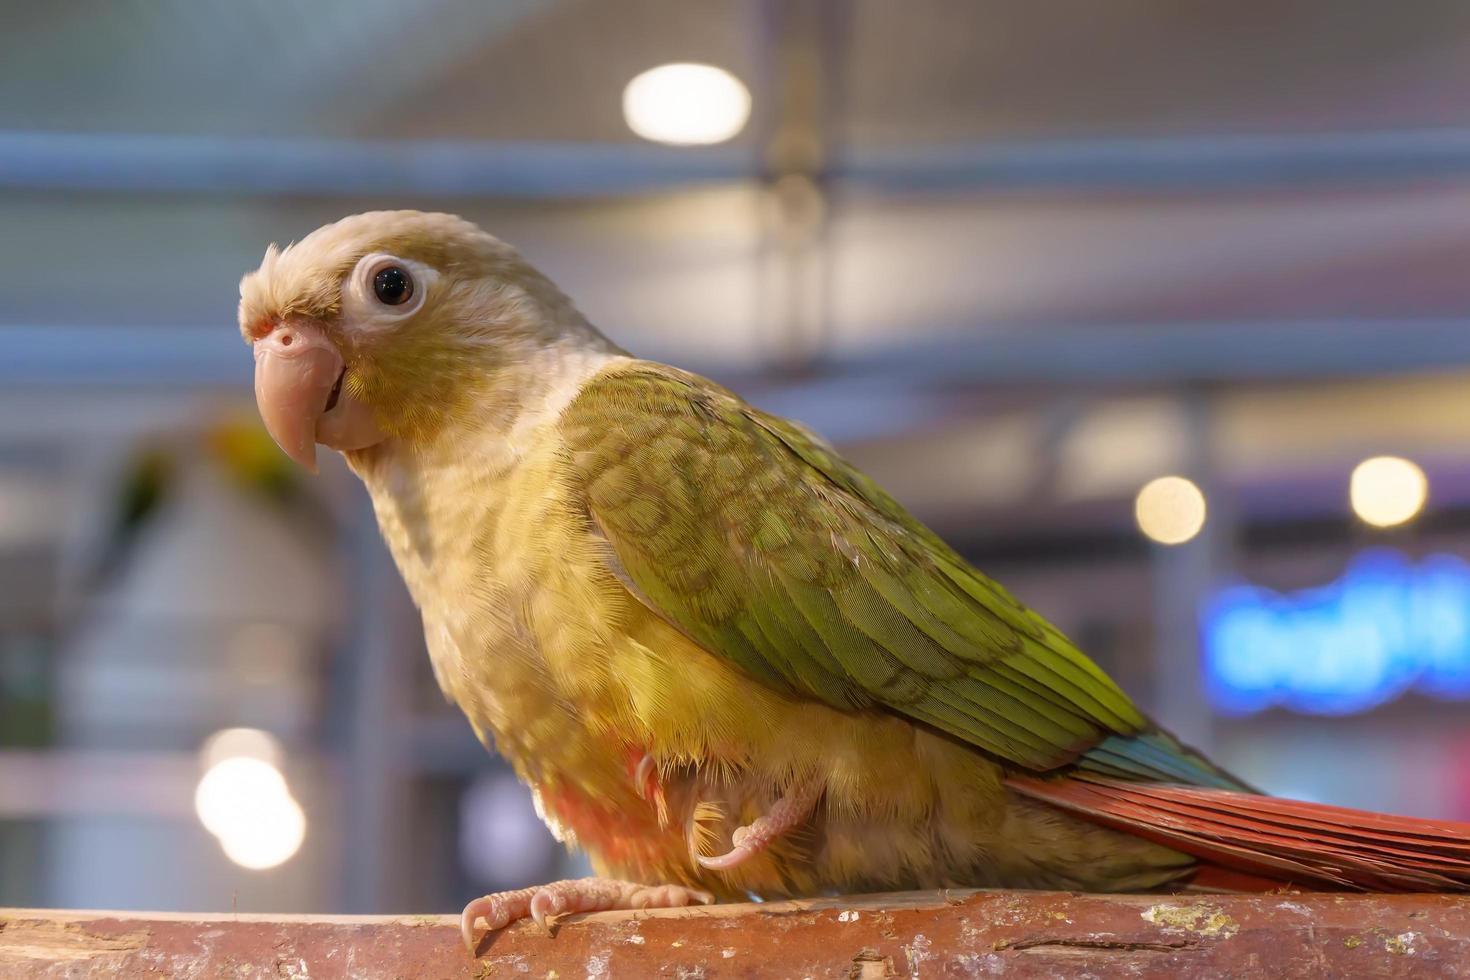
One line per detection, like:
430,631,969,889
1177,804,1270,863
349,339,625,482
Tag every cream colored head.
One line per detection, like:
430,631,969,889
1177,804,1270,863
238,210,612,469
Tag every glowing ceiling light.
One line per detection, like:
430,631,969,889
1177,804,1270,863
1134,475,1207,545
1350,456,1427,528
622,63,751,146
194,756,306,870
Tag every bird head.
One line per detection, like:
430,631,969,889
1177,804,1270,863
239,210,606,471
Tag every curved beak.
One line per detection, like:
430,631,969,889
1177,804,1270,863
253,320,384,472
254,320,341,473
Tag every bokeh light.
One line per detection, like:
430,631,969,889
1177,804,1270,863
194,753,306,870
459,772,557,887
1134,475,1208,545
1350,455,1427,528
622,63,751,146
216,793,306,871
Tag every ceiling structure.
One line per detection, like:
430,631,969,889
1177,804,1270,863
12,1,1470,142
3,0,1470,536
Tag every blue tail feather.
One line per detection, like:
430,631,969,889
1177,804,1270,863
1076,731,1251,791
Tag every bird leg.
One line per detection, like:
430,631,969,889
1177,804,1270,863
696,779,822,871
461,878,713,953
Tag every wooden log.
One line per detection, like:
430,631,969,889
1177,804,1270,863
5,889,1470,978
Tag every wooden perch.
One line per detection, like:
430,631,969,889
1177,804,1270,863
5,889,1470,978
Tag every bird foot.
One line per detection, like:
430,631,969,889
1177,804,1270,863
696,780,822,871
461,878,714,954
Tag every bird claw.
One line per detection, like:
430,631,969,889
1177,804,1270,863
634,753,657,800
630,751,669,827
460,893,513,954
695,780,822,872
696,841,760,871
460,879,714,957
528,889,566,935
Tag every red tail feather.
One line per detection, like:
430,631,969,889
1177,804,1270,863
1009,774,1470,892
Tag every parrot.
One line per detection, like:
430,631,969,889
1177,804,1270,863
240,210,1470,952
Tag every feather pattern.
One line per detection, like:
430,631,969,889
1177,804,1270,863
560,362,1236,786
1009,775,1470,891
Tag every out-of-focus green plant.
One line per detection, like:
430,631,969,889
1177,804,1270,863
91,414,325,590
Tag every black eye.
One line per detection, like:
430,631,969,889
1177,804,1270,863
372,265,414,306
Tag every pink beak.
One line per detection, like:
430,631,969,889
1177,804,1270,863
253,320,342,473
253,320,387,471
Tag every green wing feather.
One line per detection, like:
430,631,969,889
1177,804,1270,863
560,363,1243,787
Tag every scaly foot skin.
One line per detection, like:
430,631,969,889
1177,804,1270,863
696,780,822,871
460,878,714,953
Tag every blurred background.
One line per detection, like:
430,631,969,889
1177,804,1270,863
5,0,1470,914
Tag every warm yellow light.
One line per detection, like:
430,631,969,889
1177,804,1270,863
194,756,306,870
217,794,306,871
194,757,287,838
622,63,751,146
1135,476,1207,545
1350,456,1427,528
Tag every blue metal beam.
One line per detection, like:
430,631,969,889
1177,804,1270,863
0,132,755,199
0,326,251,388
832,319,1470,385
841,128,1470,193
4,128,1470,198
3,318,1467,390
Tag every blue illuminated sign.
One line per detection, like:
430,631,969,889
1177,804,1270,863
1202,549,1470,716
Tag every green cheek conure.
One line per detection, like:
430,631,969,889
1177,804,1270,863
239,211,1470,953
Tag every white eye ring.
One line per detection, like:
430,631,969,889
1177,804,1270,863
342,252,435,328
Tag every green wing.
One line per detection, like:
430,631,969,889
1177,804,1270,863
560,362,1240,787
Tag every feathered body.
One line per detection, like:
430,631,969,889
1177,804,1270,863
349,353,1191,899
240,211,1470,916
